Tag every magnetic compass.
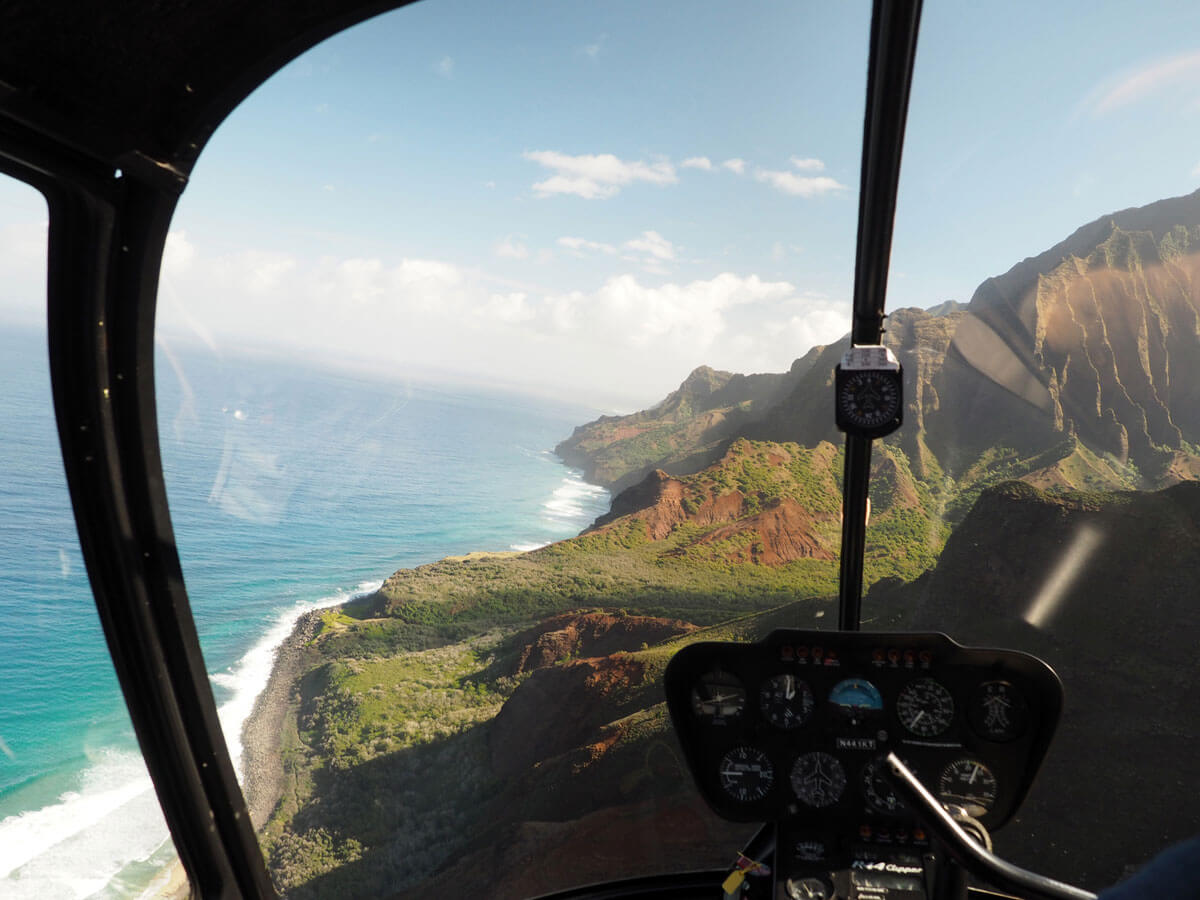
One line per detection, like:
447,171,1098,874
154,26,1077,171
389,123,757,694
835,345,903,438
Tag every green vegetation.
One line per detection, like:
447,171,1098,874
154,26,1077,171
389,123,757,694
262,633,514,895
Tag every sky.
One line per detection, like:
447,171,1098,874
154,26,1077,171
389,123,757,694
3,0,1200,410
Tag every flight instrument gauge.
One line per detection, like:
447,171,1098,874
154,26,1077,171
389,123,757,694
897,678,955,737
719,746,775,802
862,757,911,815
968,680,1029,742
828,677,884,727
791,752,847,808
938,759,997,817
691,669,745,721
835,345,903,439
759,673,814,729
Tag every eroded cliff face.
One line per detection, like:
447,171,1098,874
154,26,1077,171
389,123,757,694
582,439,845,567
509,611,697,674
946,203,1200,478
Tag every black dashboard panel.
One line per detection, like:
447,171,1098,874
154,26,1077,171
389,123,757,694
664,630,1062,843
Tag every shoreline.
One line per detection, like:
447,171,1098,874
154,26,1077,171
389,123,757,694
152,467,609,893
153,607,327,898
240,608,324,829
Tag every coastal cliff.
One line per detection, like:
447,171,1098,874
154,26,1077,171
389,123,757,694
244,189,1200,896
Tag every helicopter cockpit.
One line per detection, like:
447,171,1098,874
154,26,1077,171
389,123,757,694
4,0,1200,898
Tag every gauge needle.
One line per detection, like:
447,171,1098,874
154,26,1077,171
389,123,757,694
968,765,979,784
912,710,926,725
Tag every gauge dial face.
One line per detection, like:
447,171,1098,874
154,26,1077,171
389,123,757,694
759,674,814,729
791,752,847,808
897,678,955,737
828,678,884,727
968,680,1029,742
839,370,901,429
793,839,827,863
691,669,745,720
938,759,998,817
719,746,774,802
862,758,910,815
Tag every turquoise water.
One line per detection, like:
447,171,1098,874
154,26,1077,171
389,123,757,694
0,325,610,896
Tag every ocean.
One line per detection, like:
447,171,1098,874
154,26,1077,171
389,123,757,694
0,324,611,897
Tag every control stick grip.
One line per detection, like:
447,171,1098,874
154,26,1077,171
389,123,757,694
883,754,1096,900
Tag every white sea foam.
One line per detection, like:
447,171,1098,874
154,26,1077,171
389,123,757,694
215,580,380,779
0,748,163,896
510,541,548,552
541,471,608,524
0,580,381,897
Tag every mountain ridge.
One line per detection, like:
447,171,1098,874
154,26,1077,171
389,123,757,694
561,188,1200,505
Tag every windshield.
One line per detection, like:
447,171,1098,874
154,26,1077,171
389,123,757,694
4,0,1200,897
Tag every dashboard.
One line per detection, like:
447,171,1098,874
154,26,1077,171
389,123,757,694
664,630,1062,897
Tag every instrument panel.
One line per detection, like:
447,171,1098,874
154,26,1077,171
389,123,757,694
664,630,1062,846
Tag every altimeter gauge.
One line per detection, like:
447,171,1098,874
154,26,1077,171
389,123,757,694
938,759,998,817
719,746,775,802
759,673,815,729
897,677,955,737
835,345,903,438
791,752,848,808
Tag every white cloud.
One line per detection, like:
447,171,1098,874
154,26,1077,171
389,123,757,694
722,158,746,175
558,236,617,255
152,233,849,410
790,157,826,171
435,56,455,78
682,157,713,170
524,151,677,199
755,168,846,197
479,292,536,323
623,230,676,261
494,236,529,259
1192,160,1200,178
1090,50,1200,115
547,272,796,355
581,35,605,59
0,218,48,318
163,231,196,275
241,251,298,295
771,305,852,354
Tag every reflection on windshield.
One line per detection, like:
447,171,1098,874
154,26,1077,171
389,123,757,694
161,0,1200,894
5,0,1200,896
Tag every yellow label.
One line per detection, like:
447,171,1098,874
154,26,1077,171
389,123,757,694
721,870,745,894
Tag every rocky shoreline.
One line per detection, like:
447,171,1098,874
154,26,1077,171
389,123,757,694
157,607,324,897
240,609,323,830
